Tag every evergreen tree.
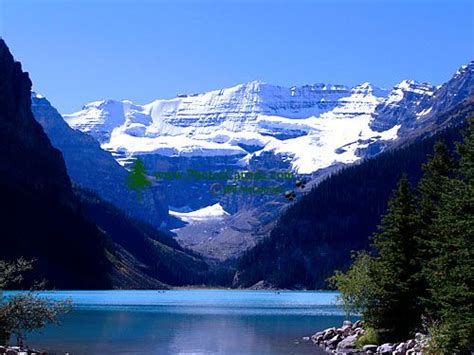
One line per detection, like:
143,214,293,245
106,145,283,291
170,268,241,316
457,118,474,181
364,176,422,342
126,158,151,201
424,120,474,353
417,141,456,221
414,141,456,316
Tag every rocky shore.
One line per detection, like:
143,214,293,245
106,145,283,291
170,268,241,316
307,320,430,354
0,346,49,355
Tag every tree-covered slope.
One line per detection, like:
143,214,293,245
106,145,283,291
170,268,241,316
235,100,474,290
76,188,209,286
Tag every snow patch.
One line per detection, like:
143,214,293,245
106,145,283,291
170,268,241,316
170,203,230,223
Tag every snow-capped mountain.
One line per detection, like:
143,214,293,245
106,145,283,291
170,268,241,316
63,62,473,214
65,81,393,174
371,61,474,134
57,62,474,260
370,80,435,132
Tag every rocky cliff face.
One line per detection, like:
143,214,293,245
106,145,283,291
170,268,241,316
31,94,169,229
370,61,474,134
0,42,73,207
370,80,435,132
0,39,111,289
420,61,474,125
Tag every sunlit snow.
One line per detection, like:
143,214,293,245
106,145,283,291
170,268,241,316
63,80,407,174
169,203,230,224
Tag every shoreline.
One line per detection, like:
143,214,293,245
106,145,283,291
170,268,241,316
308,320,429,354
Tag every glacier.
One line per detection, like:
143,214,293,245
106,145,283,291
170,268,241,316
64,81,406,174
170,203,230,224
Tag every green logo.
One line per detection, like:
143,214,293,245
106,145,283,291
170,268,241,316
126,158,151,201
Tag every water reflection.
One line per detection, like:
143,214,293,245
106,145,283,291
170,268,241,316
19,290,347,354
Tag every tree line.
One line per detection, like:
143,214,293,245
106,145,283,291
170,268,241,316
330,119,474,354
236,117,466,290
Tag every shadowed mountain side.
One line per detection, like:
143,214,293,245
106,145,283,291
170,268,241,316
75,188,210,286
31,95,169,230
235,99,473,289
0,38,111,289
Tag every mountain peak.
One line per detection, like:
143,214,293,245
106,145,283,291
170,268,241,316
354,82,374,89
394,79,434,94
351,82,388,97
453,60,474,80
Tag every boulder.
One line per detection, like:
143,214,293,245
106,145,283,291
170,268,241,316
395,342,406,353
337,325,353,336
353,327,364,336
415,332,425,341
336,334,358,351
343,320,353,327
362,344,378,352
312,331,324,338
406,339,416,349
311,331,324,343
342,325,353,336
376,343,394,354
323,327,337,340
352,320,364,329
326,334,343,349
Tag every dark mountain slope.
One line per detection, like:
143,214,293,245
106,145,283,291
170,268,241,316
235,99,473,290
0,38,111,289
76,187,209,286
31,95,169,229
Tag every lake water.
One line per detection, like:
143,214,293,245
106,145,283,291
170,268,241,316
6,290,349,355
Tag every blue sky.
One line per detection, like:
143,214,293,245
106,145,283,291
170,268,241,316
1,0,473,113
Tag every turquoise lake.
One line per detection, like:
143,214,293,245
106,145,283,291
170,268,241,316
6,290,350,354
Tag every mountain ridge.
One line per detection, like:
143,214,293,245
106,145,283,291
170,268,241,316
56,61,474,262
63,65,471,176
235,97,474,289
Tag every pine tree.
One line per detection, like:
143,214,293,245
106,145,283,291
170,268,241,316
417,141,456,217
126,158,151,201
364,176,422,342
457,117,474,181
424,119,474,353
414,141,456,316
